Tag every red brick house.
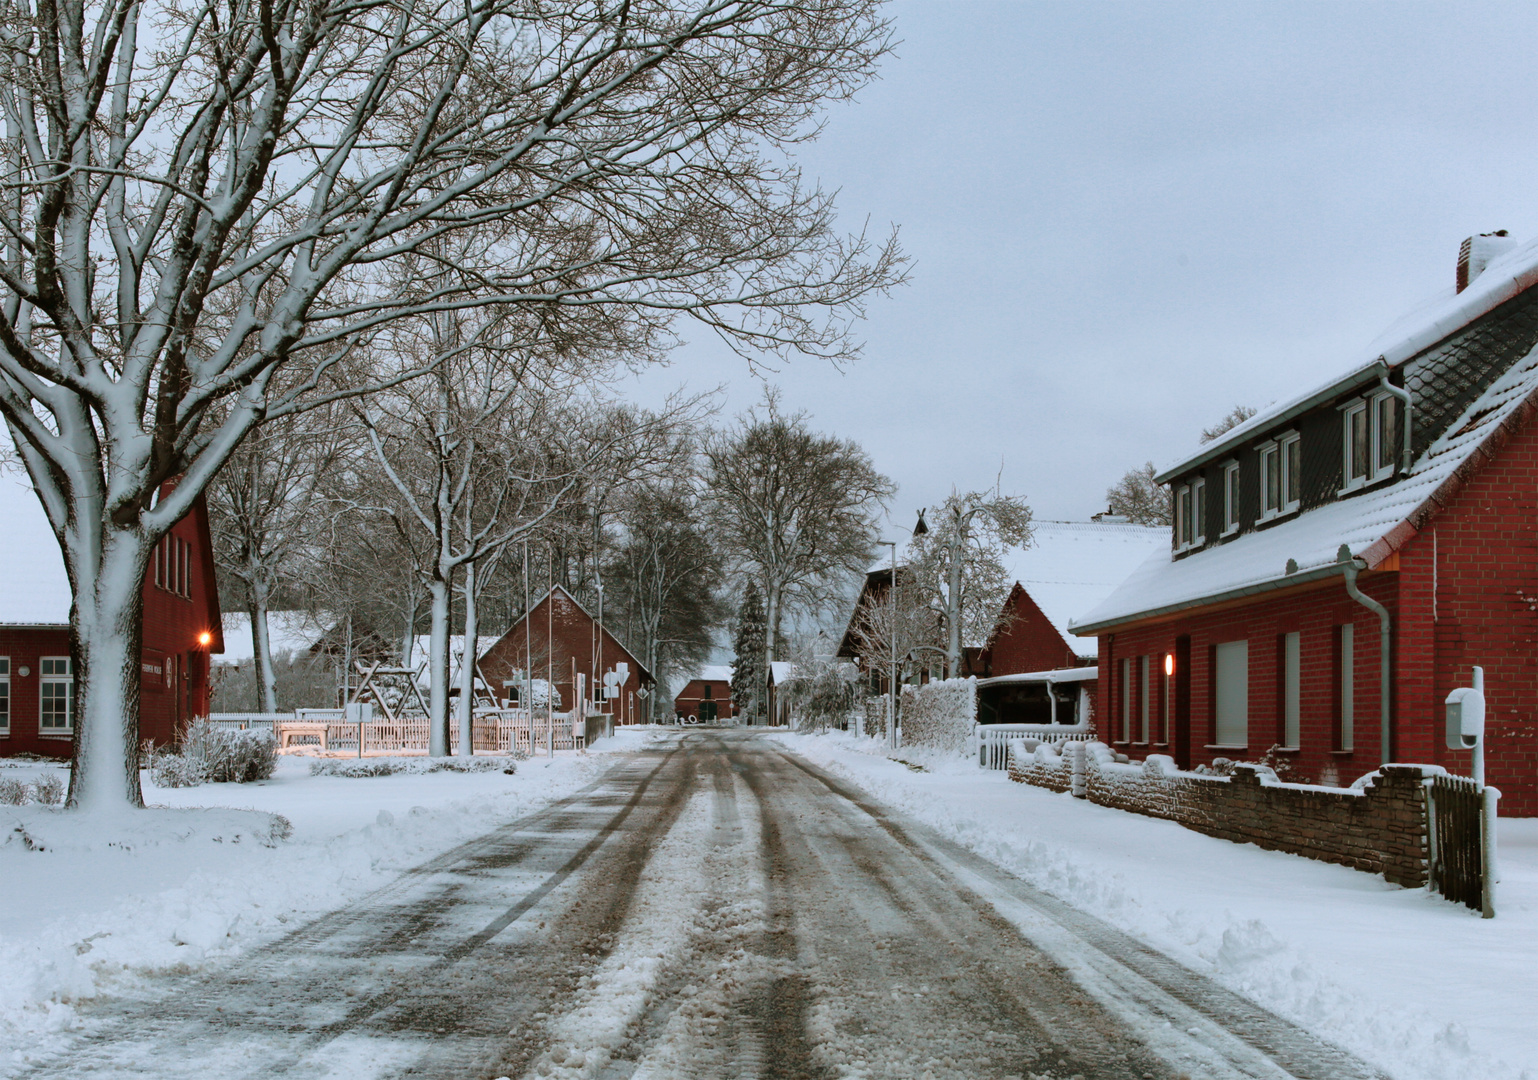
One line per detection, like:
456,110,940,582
478,584,653,725
673,664,734,722
0,472,224,758
1074,232,1538,815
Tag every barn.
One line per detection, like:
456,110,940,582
673,664,734,722
0,471,224,757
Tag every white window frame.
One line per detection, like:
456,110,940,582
1174,484,1192,551
0,656,9,736
1258,432,1300,521
1341,395,1396,493
1138,655,1151,743
1192,477,1207,545
39,656,73,736
1281,631,1301,750
1212,640,1249,749
1119,657,1132,742
1221,460,1241,536
1338,623,1354,751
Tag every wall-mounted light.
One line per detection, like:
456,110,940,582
17,666,30,678
197,631,213,648
1164,653,1174,677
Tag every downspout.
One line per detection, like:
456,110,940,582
1377,372,1413,475
1341,548,1392,763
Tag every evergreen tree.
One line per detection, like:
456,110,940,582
731,581,768,723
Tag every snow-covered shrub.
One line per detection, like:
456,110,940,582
899,677,976,756
32,773,64,805
861,696,889,741
149,719,279,787
0,776,29,804
308,757,512,778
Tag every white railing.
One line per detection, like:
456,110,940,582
208,712,289,734
975,722,1097,770
264,707,582,755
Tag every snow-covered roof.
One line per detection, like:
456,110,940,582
0,469,72,626
1158,233,1538,483
683,664,734,685
1000,521,1171,655
219,611,332,663
768,661,795,684
1078,305,1538,633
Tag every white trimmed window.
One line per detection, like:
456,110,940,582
1138,655,1151,742
1119,657,1132,741
1337,623,1354,751
1212,640,1249,748
1192,477,1207,545
1343,393,1396,492
1258,432,1301,520
39,657,73,735
1174,484,1192,550
0,657,9,736
1281,631,1300,749
1222,460,1241,535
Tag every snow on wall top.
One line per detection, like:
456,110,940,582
218,611,332,663
1076,335,1538,633
1001,521,1170,654
1158,232,1538,482
0,469,72,626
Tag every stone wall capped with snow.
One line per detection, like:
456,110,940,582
899,678,976,756
1008,740,1433,887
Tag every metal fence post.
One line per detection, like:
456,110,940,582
1482,785,1501,919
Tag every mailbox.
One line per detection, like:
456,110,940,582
1445,686,1485,749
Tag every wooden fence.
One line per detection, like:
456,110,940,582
1426,772,1499,917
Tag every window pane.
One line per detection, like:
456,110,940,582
1285,438,1301,505
1120,657,1131,740
41,682,71,729
1376,398,1396,473
1226,467,1240,528
1339,623,1354,751
1177,488,1190,545
0,680,9,729
1194,482,1206,539
1139,656,1151,742
1214,640,1249,746
1350,407,1369,480
1283,632,1301,748
1264,449,1280,512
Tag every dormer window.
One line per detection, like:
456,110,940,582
1342,392,1396,492
1174,477,1206,552
1221,460,1240,536
1258,432,1300,521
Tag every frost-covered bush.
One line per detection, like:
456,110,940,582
149,719,279,787
0,774,66,804
899,678,976,756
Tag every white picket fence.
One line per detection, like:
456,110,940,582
210,708,584,755
975,722,1097,770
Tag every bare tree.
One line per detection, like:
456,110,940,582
705,391,895,690
0,0,903,807
1201,405,1258,443
1106,462,1171,527
909,489,1033,677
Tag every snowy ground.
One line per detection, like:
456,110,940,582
770,730,1538,1080
0,730,658,1074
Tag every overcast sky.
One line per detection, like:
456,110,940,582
626,0,1538,534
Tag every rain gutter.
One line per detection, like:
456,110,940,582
1071,561,1351,637
1342,550,1393,763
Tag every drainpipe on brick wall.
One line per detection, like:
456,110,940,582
1377,372,1414,475
1341,547,1392,763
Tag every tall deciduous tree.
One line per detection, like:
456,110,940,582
706,393,894,692
0,0,902,807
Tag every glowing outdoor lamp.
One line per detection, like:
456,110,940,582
197,631,213,648
1164,653,1174,677
1162,653,1174,744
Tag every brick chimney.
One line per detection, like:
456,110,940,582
1457,230,1517,293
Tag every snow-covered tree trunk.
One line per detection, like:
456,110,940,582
427,577,452,757
69,530,153,811
946,518,967,679
249,582,278,713
457,560,479,757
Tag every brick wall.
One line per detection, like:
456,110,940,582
984,585,1083,675
1008,740,1434,886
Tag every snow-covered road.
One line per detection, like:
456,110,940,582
15,732,1385,1080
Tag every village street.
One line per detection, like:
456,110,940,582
15,732,1384,1080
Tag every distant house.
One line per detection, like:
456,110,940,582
478,585,653,724
975,520,1168,726
0,471,224,757
1075,232,1538,813
767,661,795,726
674,664,734,722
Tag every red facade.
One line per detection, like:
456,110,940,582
479,585,653,724
674,678,734,722
981,584,1094,676
1,494,224,758
1098,409,1538,815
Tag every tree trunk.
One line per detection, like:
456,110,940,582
946,531,964,679
763,582,779,727
250,579,278,713
457,561,478,756
427,577,452,756
69,531,151,810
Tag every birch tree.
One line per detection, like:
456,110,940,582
0,0,902,807
705,392,894,689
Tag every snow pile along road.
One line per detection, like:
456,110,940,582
770,729,1538,1080
0,732,654,1074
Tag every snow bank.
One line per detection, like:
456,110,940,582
0,731,658,1073
770,730,1538,1080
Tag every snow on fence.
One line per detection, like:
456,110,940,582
1008,740,1437,888
976,723,1095,770
258,708,588,755
208,713,288,735
898,678,976,756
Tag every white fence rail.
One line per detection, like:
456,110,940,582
213,708,594,755
975,722,1096,770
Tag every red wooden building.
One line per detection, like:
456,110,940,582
0,472,224,758
479,585,653,724
673,665,734,722
1075,232,1538,815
